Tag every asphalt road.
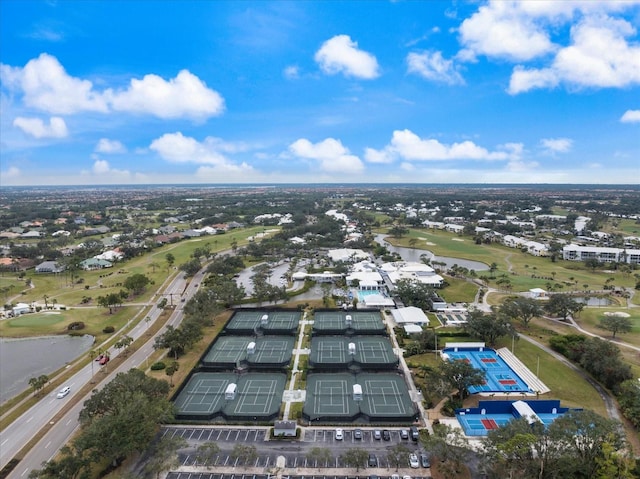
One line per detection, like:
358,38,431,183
1,270,198,478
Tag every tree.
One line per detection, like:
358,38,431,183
489,262,498,278
544,294,583,320
306,447,333,468
28,374,49,397
165,253,175,270
28,445,89,479
154,325,188,360
77,369,173,467
499,296,543,329
340,448,369,471
421,424,471,479
464,309,515,346
114,335,134,356
195,442,220,468
230,443,258,466
617,379,640,428
165,360,179,386
97,292,123,314
394,278,435,311
388,225,409,239
548,410,627,478
387,444,411,471
123,273,151,295
597,314,632,338
142,435,187,479
440,358,486,400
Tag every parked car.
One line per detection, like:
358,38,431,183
410,426,419,441
420,454,430,468
391,474,400,479
400,429,409,440
354,428,363,440
382,429,391,441
403,475,412,479
335,428,344,440
56,386,70,398
409,453,419,468
368,453,377,467
373,429,382,440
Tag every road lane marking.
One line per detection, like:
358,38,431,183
26,417,33,423
44,441,51,449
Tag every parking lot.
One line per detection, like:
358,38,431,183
303,428,413,444
163,426,427,472
162,427,267,443
167,476,430,479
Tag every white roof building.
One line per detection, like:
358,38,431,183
327,248,369,263
380,261,444,287
391,306,430,326
563,244,640,264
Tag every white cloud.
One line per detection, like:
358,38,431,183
540,137,573,154
149,132,252,171
1,54,225,119
314,35,380,79
284,65,300,79
107,70,225,120
1,166,21,179
620,109,640,123
289,138,364,173
367,129,520,162
13,116,68,138
0,53,108,114
507,15,640,94
458,1,556,62
364,147,394,164
93,159,111,174
89,159,131,181
95,138,126,154
407,51,464,85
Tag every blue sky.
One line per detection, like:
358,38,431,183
1,0,639,186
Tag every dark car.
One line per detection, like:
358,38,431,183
420,454,430,468
368,454,377,467
354,428,363,440
382,429,391,441
410,426,419,441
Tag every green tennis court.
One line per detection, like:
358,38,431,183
309,336,397,367
225,310,300,333
303,372,417,422
174,372,286,420
202,336,295,368
312,310,385,333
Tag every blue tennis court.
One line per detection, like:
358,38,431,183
456,399,575,436
441,346,530,394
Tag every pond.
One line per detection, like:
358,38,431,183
375,234,488,271
0,334,94,403
573,296,613,307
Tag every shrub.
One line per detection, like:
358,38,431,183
150,361,166,370
102,326,115,334
67,321,85,331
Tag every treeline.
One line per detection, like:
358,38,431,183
549,334,639,428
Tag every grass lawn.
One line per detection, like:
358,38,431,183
437,277,477,303
0,306,138,342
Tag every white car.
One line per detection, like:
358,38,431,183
56,386,71,398
409,453,420,468
335,428,344,440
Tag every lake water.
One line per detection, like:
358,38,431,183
0,334,94,403
375,234,488,271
